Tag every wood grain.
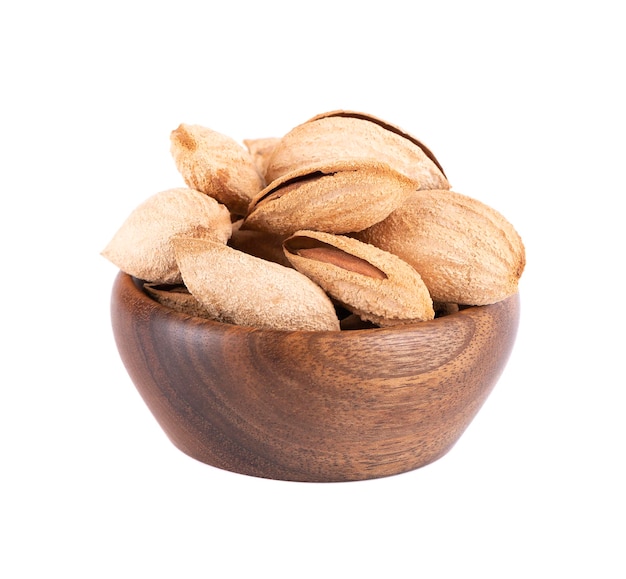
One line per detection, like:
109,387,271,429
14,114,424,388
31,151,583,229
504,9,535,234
110,272,520,482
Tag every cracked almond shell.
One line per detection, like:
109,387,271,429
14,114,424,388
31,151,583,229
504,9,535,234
244,160,418,236
172,237,340,332
101,188,232,284
283,230,435,327
170,123,264,216
264,110,449,190
355,189,526,305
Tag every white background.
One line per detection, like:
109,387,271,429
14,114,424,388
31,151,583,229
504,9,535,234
2,1,624,577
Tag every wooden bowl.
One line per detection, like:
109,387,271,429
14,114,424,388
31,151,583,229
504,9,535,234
110,272,520,482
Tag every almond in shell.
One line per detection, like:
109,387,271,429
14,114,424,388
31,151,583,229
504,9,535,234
101,188,232,284
170,123,264,217
355,189,526,305
264,110,449,190
244,160,419,236
283,230,435,327
172,237,340,331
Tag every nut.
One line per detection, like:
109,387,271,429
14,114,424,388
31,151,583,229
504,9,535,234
101,188,232,284
105,113,526,332
264,110,449,190
283,230,435,327
355,189,526,305
172,236,340,331
244,159,419,236
170,124,264,216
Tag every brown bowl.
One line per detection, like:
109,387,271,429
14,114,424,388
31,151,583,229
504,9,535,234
110,272,520,482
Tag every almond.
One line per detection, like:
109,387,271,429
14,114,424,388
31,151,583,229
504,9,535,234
264,111,449,190
101,188,232,284
283,230,435,327
170,124,264,216
244,160,418,236
354,190,526,305
172,237,340,331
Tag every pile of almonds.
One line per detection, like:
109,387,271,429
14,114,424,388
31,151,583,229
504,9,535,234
102,110,525,332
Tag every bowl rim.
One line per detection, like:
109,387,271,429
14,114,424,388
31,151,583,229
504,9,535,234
114,271,519,338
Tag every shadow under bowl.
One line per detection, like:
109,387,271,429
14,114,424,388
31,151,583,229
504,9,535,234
110,272,519,482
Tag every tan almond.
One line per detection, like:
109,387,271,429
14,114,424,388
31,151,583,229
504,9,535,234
101,188,232,284
283,230,435,327
172,237,340,331
264,111,449,190
243,137,281,180
143,283,214,319
170,123,264,216
243,160,419,236
354,189,526,305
